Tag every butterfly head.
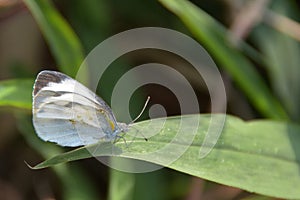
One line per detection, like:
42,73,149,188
117,122,129,133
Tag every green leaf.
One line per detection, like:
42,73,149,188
158,0,288,120
252,1,300,121
64,0,111,52
108,162,135,200
0,79,33,109
23,0,85,77
30,114,300,199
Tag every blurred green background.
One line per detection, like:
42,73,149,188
0,0,299,199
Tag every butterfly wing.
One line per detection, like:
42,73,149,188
32,70,119,147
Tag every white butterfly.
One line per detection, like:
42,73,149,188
32,70,149,147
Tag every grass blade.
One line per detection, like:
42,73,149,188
158,0,288,119
23,0,85,77
30,114,300,199
0,79,33,109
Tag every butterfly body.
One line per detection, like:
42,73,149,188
32,70,128,147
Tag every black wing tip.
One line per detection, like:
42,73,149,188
33,70,70,96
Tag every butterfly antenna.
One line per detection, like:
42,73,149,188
131,96,150,123
129,96,150,142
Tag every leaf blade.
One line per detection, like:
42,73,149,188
30,114,300,199
0,79,33,109
158,0,288,119
23,0,85,77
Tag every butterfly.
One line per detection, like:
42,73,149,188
32,70,149,147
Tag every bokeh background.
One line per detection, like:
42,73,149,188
0,0,299,199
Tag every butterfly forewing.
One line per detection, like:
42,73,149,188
32,70,119,147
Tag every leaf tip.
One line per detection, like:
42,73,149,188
24,160,44,170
